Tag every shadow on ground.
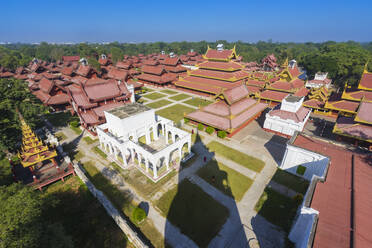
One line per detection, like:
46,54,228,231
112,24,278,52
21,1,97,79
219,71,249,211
163,133,248,247
264,135,288,165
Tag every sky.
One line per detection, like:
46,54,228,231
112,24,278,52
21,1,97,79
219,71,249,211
1,0,371,43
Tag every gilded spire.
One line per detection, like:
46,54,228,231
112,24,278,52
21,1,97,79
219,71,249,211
282,57,289,68
364,61,369,73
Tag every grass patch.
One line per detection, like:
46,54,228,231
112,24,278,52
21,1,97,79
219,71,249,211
184,98,212,107
296,165,306,176
197,159,253,201
74,150,85,161
121,168,177,199
143,92,166,100
156,179,229,247
272,169,309,195
83,136,97,145
156,104,195,122
161,89,178,95
82,161,165,247
137,98,147,104
55,132,67,141
41,176,130,248
70,125,82,135
255,187,301,232
142,87,154,93
145,99,172,109
169,94,191,101
207,141,265,173
45,112,79,127
92,146,107,159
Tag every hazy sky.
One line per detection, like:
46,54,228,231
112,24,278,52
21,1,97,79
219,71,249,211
1,0,371,43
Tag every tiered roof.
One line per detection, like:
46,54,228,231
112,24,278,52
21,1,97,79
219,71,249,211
18,118,57,168
175,45,249,95
186,85,267,133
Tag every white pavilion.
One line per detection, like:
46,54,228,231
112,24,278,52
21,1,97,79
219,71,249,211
97,103,192,182
263,95,311,137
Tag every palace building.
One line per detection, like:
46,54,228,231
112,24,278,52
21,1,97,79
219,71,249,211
174,44,250,96
305,72,332,89
263,95,311,137
256,59,308,107
186,84,267,137
16,117,74,190
97,103,192,182
324,66,372,149
137,60,175,87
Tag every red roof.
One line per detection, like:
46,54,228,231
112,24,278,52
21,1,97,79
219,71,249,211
246,80,266,88
303,99,325,109
107,68,128,81
268,106,310,123
355,101,372,123
335,116,372,140
61,66,74,76
220,84,250,104
294,87,309,97
76,65,93,77
39,78,54,94
205,48,235,60
62,56,80,62
141,65,165,75
327,100,359,112
259,90,289,102
162,57,181,66
292,135,372,248
190,69,250,81
116,61,132,70
198,61,244,71
47,93,70,105
359,72,372,89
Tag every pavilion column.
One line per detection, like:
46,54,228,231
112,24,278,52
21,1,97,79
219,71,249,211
145,158,149,173
138,153,142,166
165,129,169,144
153,125,159,140
178,147,182,160
145,129,151,144
121,149,127,167
172,133,176,143
165,157,169,171
153,160,158,179
130,149,134,162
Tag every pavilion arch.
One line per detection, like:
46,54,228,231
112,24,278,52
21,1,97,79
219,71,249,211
167,131,173,143
169,148,179,165
149,127,154,142
157,123,163,136
175,134,180,142
181,142,190,159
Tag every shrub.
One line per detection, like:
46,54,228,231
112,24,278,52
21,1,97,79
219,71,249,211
205,126,215,135
296,165,306,175
197,123,204,131
217,131,227,139
293,194,304,205
70,120,80,128
184,118,190,124
132,207,146,224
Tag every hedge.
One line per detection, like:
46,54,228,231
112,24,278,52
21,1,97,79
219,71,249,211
205,126,215,134
197,123,204,131
132,207,146,224
217,131,227,139
70,120,80,128
296,165,306,176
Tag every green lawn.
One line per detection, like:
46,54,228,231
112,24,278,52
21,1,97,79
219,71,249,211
197,159,253,201
143,92,166,100
156,104,195,122
142,87,154,93
82,161,165,247
41,175,131,248
74,150,85,161
206,141,265,173
70,125,82,135
161,89,178,95
92,146,107,159
184,98,212,107
121,167,177,199
272,169,309,195
45,112,79,127
156,179,229,247
83,136,97,145
255,187,301,232
169,94,191,101
137,97,147,104
55,132,67,141
145,99,172,109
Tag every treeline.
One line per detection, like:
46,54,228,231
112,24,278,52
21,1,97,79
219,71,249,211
1,41,372,87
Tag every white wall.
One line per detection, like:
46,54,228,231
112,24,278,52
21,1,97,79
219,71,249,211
280,144,329,180
264,111,310,137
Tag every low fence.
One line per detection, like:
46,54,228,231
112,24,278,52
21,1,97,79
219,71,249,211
72,162,148,248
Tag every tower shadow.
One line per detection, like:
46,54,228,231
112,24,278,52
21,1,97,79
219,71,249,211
164,132,248,247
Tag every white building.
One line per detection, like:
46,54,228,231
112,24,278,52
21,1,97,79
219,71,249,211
305,72,332,89
97,103,192,182
263,95,311,137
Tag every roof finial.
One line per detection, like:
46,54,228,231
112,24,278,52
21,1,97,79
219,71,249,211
282,57,288,68
364,61,369,73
